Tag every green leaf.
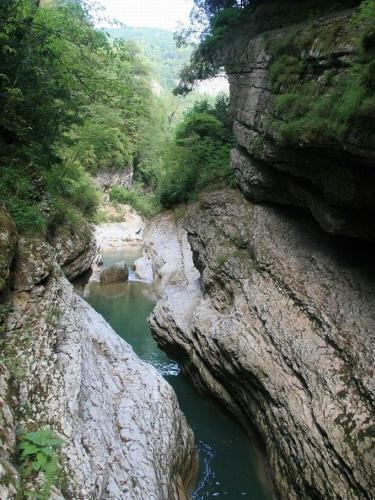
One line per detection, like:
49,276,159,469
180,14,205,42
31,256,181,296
43,456,58,474
32,452,48,471
21,444,39,457
40,446,54,457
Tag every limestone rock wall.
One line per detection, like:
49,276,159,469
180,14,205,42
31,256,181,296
0,214,195,499
148,190,375,499
220,6,375,238
94,167,134,192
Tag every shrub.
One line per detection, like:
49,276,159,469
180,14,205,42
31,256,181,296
6,200,47,236
158,95,234,208
109,186,160,217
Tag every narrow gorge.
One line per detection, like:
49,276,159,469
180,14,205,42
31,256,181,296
0,0,374,499
146,1,375,498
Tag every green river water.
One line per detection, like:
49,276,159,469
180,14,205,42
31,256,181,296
85,246,272,499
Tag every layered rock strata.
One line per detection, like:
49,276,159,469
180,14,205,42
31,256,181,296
0,213,195,499
216,5,375,238
147,190,375,499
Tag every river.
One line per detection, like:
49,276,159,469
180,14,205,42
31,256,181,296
85,245,272,499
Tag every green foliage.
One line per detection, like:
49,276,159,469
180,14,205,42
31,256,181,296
0,1,153,234
106,27,192,91
176,0,362,93
62,42,153,175
175,112,227,142
157,94,234,207
265,0,375,147
109,185,160,218
6,201,47,236
18,428,64,500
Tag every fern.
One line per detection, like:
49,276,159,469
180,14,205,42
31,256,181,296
17,428,64,500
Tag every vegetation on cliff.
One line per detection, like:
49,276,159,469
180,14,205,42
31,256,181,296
175,0,366,93
174,0,374,154
266,0,375,148
0,0,152,234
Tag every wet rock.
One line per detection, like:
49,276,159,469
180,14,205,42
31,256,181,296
134,253,153,283
148,189,375,499
100,261,129,284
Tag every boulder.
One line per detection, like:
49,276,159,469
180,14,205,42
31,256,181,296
100,261,129,284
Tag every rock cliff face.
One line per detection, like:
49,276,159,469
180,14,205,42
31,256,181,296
94,167,134,191
147,191,374,499
146,5,375,497
218,4,375,239
0,213,195,499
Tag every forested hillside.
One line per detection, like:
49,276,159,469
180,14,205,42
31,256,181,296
106,27,192,90
0,0,155,234
0,0,233,234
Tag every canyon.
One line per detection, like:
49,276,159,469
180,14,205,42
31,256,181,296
0,211,195,499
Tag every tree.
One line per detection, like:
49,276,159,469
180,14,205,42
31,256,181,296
0,0,153,232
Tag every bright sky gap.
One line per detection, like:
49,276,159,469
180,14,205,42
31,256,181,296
94,0,194,30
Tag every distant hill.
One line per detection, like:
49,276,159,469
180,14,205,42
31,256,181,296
105,27,192,90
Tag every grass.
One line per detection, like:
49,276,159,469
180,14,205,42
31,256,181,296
263,0,375,148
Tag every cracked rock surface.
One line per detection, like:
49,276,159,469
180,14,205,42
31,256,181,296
0,215,195,499
217,7,375,238
148,189,375,500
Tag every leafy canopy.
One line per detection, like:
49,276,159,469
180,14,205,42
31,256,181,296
0,0,152,234
157,94,234,207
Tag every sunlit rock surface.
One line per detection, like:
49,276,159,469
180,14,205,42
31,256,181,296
95,211,144,251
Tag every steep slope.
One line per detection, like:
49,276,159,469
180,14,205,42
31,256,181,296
211,2,375,238
147,191,374,499
0,210,195,499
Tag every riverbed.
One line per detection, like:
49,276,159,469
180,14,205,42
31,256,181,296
85,245,272,499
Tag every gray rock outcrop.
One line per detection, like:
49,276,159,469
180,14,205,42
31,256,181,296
50,223,97,280
147,189,375,499
0,214,196,499
214,5,375,238
94,167,133,191
100,261,129,284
